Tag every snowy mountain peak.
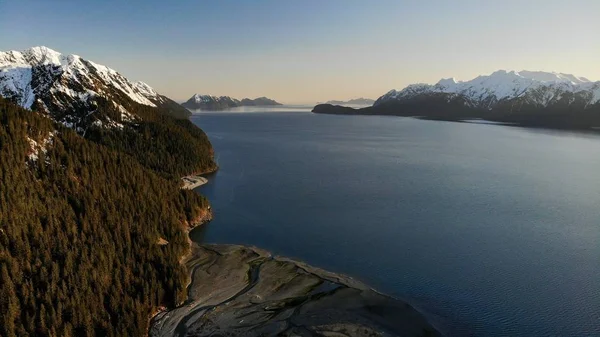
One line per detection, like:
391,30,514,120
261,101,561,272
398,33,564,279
436,78,458,86
438,70,590,86
22,46,66,65
376,70,600,109
0,46,179,133
182,94,282,110
1,46,79,69
0,46,163,111
191,94,224,103
517,70,590,84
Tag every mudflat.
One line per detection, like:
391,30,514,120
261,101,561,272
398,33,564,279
150,244,440,337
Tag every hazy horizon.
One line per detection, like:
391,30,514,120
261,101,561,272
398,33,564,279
1,0,599,104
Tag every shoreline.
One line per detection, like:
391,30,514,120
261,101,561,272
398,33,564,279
312,105,600,132
147,207,213,334
147,174,214,333
151,173,442,336
149,243,442,337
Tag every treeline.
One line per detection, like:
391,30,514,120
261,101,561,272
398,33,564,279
0,97,210,336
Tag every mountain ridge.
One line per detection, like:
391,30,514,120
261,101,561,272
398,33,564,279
0,46,191,131
375,70,600,109
324,98,374,105
0,46,216,178
182,94,282,110
314,70,600,129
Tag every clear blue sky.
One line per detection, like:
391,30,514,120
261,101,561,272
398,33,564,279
1,0,599,103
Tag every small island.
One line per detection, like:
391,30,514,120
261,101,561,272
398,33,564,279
182,94,282,110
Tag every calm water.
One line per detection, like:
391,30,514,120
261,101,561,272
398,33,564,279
189,110,600,337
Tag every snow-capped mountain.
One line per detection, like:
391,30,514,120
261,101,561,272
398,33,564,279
314,70,600,129
183,94,241,110
182,94,281,110
325,98,375,106
375,70,600,110
0,46,185,132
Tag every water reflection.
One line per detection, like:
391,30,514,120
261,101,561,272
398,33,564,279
189,221,210,244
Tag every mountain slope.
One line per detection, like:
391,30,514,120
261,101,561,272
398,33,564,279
0,46,216,178
314,70,600,129
182,94,281,110
0,46,191,126
0,96,210,336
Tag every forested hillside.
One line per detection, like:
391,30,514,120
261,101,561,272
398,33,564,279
85,98,217,180
0,97,211,336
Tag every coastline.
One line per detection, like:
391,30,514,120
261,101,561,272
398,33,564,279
150,173,442,336
311,104,600,132
150,243,442,337
147,177,214,333
180,206,214,294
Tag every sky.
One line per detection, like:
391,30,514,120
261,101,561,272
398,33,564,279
1,0,599,104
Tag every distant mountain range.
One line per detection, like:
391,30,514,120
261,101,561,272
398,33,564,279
313,70,600,129
324,98,374,105
182,94,282,110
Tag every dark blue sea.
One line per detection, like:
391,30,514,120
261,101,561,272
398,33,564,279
190,108,600,336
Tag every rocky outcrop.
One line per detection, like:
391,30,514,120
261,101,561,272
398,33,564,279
181,175,208,190
185,208,213,233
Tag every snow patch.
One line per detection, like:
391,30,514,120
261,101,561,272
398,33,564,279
117,104,136,122
93,117,124,130
27,131,57,162
0,65,34,108
191,94,222,103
